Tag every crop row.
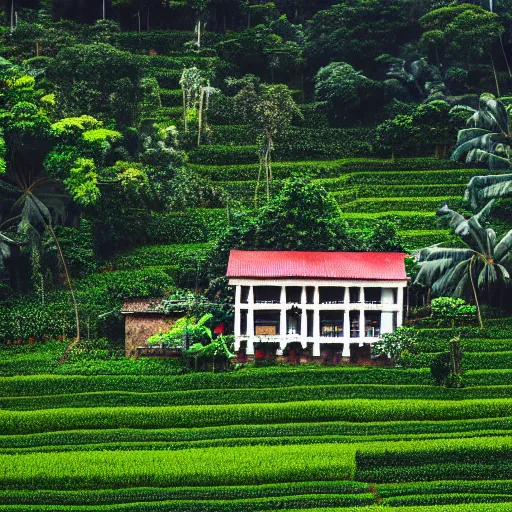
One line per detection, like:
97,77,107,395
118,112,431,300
0,367,433,396
403,351,512,370
0,481,368,505
7,385,512,412
189,158,467,181
382,494,512,507
0,444,356,490
2,417,510,450
2,429,511,456
415,338,512,354
3,437,512,490
377,480,512,498
0,494,375,511
1,399,512,434
338,197,465,214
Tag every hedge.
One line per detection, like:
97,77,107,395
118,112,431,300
1,399,512,434
6,384,512,411
356,462,512,483
0,443,357,489
339,197,466,213
0,367,433,396
2,417,510,450
397,230,456,251
0,385,488,411
146,68,183,88
188,145,260,165
0,495,375,511
159,88,182,107
332,184,465,204
342,212,438,231
145,209,228,244
383,493,512,507
466,369,512,386
3,428,512,456
415,338,512,354
377,480,512,497
189,158,468,182
109,243,213,270
118,31,222,54
0,481,369,505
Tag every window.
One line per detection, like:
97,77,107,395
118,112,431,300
306,287,315,304
240,310,248,335
254,286,281,304
241,286,250,304
350,311,360,338
349,287,360,303
320,311,344,337
254,310,280,335
286,286,302,304
307,310,314,337
364,288,381,304
365,312,381,337
319,287,345,304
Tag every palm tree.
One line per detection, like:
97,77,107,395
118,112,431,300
4,184,81,356
451,94,512,210
415,200,512,328
451,93,511,170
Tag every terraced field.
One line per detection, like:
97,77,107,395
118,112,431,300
2,322,512,511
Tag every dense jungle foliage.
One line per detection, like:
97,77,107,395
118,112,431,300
1,0,512,345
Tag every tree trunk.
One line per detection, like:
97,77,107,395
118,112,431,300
469,256,484,329
196,18,201,48
197,87,204,146
491,56,501,97
103,0,106,20
182,87,188,133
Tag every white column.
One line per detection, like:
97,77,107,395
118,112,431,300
247,338,254,355
381,312,394,334
301,286,307,304
397,286,404,327
234,285,241,337
280,308,287,336
344,287,349,304
381,288,394,304
342,342,351,357
313,341,320,357
313,286,320,339
344,309,350,340
301,308,307,338
247,285,254,337
360,287,365,304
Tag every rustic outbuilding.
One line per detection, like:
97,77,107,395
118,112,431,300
227,250,408,363
121,298,184,357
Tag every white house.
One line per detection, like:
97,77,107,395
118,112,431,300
226,250,408,360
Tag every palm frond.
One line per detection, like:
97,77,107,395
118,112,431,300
456,128,491,145
495,229,512,262
431,259,471,297
478,262,498,288
465,175,512,210
451,133,506,162
480,94,509,134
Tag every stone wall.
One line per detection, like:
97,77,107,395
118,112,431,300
124,314,176,357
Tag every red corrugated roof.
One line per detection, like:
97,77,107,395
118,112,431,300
226,250,408,281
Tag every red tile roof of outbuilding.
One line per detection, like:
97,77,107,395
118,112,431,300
226,250,408,281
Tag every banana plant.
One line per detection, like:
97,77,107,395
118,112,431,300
451,94,512,210
451,93,511,170
415,200,512,328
